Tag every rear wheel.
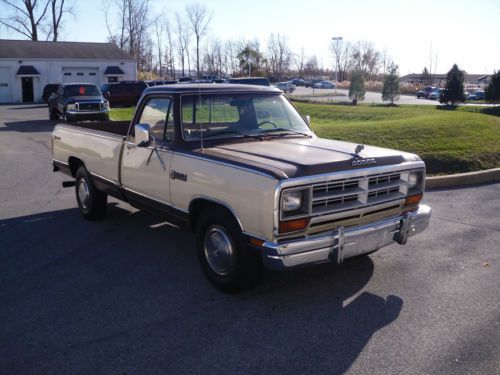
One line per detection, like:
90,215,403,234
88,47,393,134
195,208,262,293
75,166,107,220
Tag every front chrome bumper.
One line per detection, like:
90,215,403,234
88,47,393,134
66,109,109,115
261,204,431,270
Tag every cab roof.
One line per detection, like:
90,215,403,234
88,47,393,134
144,83,282,95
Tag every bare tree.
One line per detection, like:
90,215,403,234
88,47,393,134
267,33,291,80
154,16,164,78
0,0,50,40
185,3,212,78
164,17,175,79
174,12,192,77
48,0,72,41
294,47,306,78
349,41,380,80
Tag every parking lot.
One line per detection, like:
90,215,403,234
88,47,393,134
1,104,499,374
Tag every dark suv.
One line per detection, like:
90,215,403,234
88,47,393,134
48,83,109,122
42,84,60,104
100,81,148,107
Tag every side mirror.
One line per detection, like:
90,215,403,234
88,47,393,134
104,91,110,98
134,123,150,146
49,93,57,100
305,115,311,125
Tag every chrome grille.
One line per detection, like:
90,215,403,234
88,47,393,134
76,102,101,111
312,171,409,216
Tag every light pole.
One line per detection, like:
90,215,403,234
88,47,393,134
332,36,343,88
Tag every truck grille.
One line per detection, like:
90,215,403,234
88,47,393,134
311,171,409,216
77,102,101,111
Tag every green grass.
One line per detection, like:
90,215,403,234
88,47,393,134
110,103,500,174
294,102,500,174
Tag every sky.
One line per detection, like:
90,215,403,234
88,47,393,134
1,0,499,75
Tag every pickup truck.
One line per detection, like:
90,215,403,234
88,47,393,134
49,83,109,122
52,83,431,292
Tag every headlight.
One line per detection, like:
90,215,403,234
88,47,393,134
408,172,419,188
282,190,302,212
67,103,76,111
103,100,109,109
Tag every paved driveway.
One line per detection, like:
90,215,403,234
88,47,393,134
1,105,499,374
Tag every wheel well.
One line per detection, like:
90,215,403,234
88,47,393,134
189,199,242,232
68,156,85,177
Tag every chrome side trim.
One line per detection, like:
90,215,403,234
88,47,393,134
53,159,69,167
90,172,119,186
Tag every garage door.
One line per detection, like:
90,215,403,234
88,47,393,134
0,67,12,103
62,68,99,85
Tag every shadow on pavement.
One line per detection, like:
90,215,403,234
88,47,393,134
7,104,48,110
0,119,54,133
0,203,403,374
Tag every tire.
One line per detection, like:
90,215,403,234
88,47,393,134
195,207,262,293
75,166,107,220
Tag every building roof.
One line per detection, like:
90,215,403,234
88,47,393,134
0,39,135,61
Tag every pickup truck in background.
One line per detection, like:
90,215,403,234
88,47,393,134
48,83,109,122
52,84,431,292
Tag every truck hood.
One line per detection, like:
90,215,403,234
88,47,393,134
195,137,421,179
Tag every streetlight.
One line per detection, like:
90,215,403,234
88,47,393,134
332,36,343,87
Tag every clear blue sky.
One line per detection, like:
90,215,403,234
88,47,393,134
1,0,499,74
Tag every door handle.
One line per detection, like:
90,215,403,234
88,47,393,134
126,143,136,149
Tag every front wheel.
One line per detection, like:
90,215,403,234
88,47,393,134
75,166,107,220
195,208,262,293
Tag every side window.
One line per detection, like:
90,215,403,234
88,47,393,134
254,97,291,129
137,97,173,143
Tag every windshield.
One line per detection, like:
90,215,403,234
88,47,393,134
64,85,101,97
181,94,312,141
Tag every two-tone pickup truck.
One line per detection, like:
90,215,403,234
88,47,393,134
52,83,431,292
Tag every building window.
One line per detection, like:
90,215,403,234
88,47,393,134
89,72,96,76
64,72,71,76
108,76,118,83
77,72,84,76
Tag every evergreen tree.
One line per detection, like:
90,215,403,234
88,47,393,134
349,70,365,105
485,71,500,103
441,64,466,106
382,63,400,105
421,67,431,85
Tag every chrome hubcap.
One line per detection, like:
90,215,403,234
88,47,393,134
77,178,90,210
204,226,235,276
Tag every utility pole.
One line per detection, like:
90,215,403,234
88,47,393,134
332,36,343,91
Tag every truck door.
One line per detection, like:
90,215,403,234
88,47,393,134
121,95,175,210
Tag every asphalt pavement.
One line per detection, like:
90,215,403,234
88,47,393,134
1,104,499,374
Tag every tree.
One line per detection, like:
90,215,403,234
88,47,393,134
48,0,72,41
237,44,263,76
349,70,365,105
382,63,400,105
185,3,212,78
421,67,431,85
0,0,50,40
267,33,291,80
485,71,500,103
441,64,466,106
293,47,306,78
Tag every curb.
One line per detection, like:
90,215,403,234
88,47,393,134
426,168,500,189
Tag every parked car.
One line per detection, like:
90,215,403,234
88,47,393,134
48,83,109,122
305,79,323,88
468,91,485,100
416,86,436,99
291,78,306,86
313,80,336,89
274,81,296,93
51,83,431,292
428,88,443,100
100,81,148,107
226,77,270,86
42,83,60,104
178,76,193,82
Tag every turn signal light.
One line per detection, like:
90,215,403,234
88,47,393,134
405,194,422,207
249,238,265,247
279,218,310,233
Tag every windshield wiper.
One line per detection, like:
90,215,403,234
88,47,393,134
201,129,263,140
258,128,312,137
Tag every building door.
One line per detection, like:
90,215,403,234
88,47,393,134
21,77,34,102
0,67,12,103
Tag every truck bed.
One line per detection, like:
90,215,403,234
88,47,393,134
57,120,130,136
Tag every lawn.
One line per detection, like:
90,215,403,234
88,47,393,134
110,103,500,174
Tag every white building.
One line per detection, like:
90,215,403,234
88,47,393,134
0,39,137,103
